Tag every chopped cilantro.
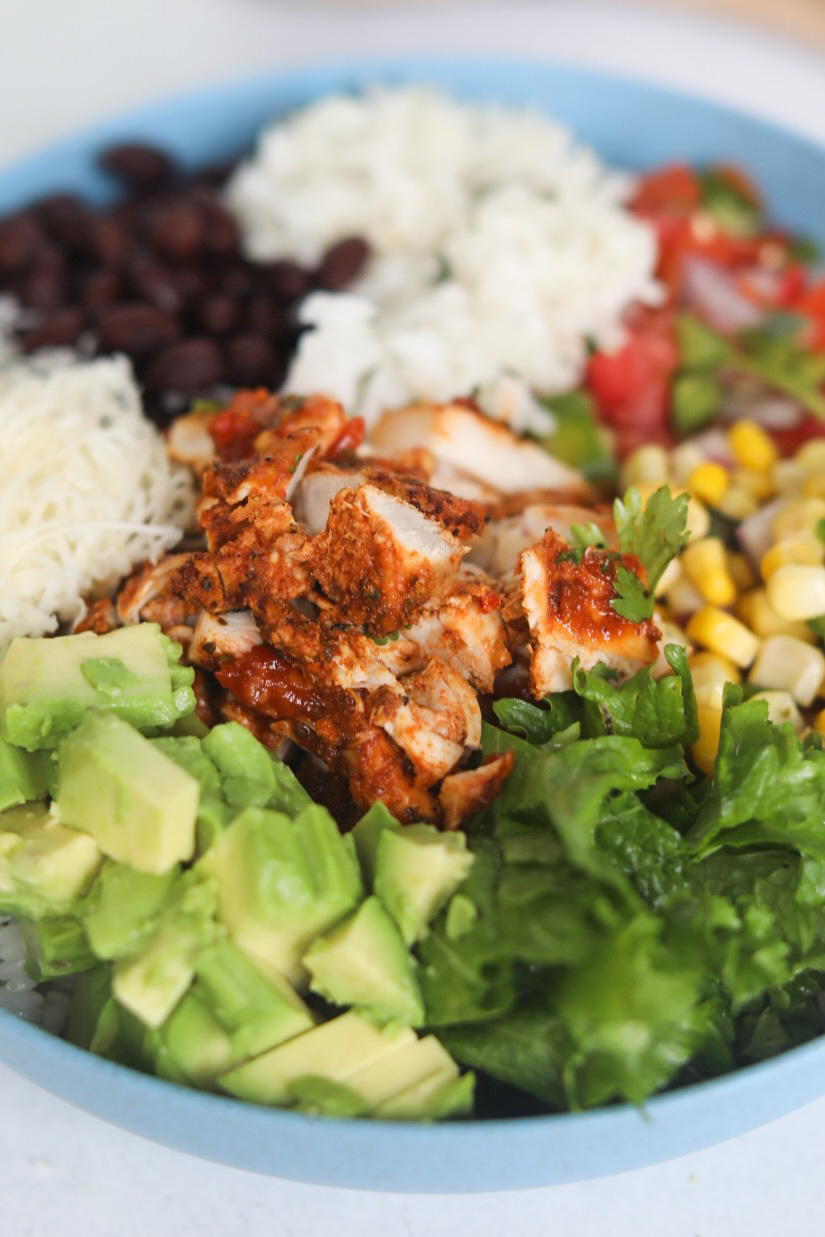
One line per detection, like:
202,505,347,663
611,486,690,621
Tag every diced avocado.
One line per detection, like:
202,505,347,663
66,965,120,1055
350,801,400,887
375,1067,475,1121
0,801,102,918
149,736,232,854
57,712,199,874
20,914,96,980
201,722,311,815
0,737,48,810
82,859,180,960
343,1032,463,1110
198,804,362,987
0,624,195,751
304,895,424,1026
286,1076,369,1117
374,824,475,945
193,938,315,1059
112,874,220,1028
159,988,235,1088
218,1011,416,1105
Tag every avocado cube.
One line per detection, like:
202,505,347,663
0,737,48,810
0,624,195,751
374,824,475,945
193,938,314,1059
198,804,362,986
375,1067,475,1121
159,988,236,1088
112,874,220,1028
350,802,400,887
82,859,180,960
0,802,102,919
343,1033,463,1110
218,1011,416,1105
66,965,120,1055
150,734,242,853
304,895,424,1026
57,712,199,874
201,722,311,815
20,914,96,980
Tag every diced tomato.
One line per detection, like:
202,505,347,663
208,388,278,458
586,311,679,455
630,164,701,217
792,278,825,352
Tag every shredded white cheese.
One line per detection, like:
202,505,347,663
0,352,194,656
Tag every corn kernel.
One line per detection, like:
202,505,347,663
689,654,740,709
681,537,737,606
688,461,730,508
655,556,682,599
735,589,816,643
748,634,825,706
727,551,755,592
671,441,707,486
803,475,825,500
732,469,775,501
727,419,778,473
794,439,825,476
689,650,742,683
772,498,825,543
716,486,758,520
692,705,723,775
666,574,705,616
766,564,825,621
773,459,806,495
686,606,760,667
685,495,711,542
620,445,670,490
749,690,804,733
813,708,825,735
759,536,825,582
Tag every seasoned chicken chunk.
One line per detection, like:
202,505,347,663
439,753,516,830
369,401,589,498
309,483,469,634
468,503,615,578
518,530,660,696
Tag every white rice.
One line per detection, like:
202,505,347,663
227,85,661,430
0,351,195,658
0,916,72,1032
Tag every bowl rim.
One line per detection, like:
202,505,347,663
3,52,825,1189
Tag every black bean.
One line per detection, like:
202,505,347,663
81,268,122,312
0,213,45,272
128,256,185,314
149,202,206,262
97,303,181,356
196,293,239,335
19,308,85,352
145,338,225,392
36,194,95,254
22,249,67,311
266,259,312,302
99,142,177,189
315,236,370,291
226,334,275,386
89,215,132,267
244,291,289,338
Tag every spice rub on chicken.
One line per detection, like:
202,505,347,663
107,388,666,827
517,530,660,696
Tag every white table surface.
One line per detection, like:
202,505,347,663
3,3,825,1233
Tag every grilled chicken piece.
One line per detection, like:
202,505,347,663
518,530,660,696
73,597,118,635
468,503,615,578
369,401,589,499
439,752,516,830
188,609,263,669
387,567,511,693
309,483,469,635
116,553,195,626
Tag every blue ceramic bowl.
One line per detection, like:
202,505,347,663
3,58,825,1193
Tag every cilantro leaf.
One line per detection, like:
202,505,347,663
611,486,690,622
